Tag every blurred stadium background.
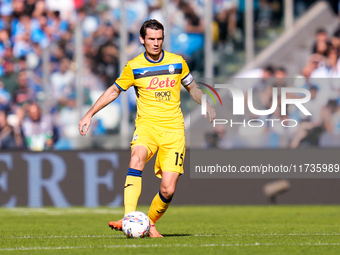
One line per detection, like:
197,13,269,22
1,0,340,207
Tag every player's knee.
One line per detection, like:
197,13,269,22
129,155,145,169
160,186,175,200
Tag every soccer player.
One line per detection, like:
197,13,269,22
78,19,216,237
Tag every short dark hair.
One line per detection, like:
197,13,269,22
334,29,340,38
263,65,275,75
327,99,337,108
316,28,327,35
140,19,164,39
276,66,287,73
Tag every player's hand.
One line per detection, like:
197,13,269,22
79,114,92,136
205,104,216,123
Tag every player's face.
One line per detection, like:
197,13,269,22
140,28,164,58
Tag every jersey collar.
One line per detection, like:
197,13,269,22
144,50,164,63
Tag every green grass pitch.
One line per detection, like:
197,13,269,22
0,205,340,254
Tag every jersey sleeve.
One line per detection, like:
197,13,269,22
180,58,194,86
114,63,134,91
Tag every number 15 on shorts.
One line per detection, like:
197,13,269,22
175,152,184,166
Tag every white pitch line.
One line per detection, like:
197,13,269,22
194,233,340,237
9,235,126,239
5,233,340,239
2,242,340,251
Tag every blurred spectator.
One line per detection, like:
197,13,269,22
24,0,39,17
331,28,340,49
50,57,75,107
32,0,46,18
0,81,11,111
22,102,57,151
170,0,205,64
0,29,11,59
323,99,340,134
167,0,185,34
308,47,340,100
180,1,204,34
274,66,287,79
83,0,102,16
256,66,287,113
205,126,228,148
12,71,35,106
1,60,19,95
237,65,275,79
239,65,275,91
267,103,297,147
290,86,326,148
55,93,83,149
272,66,287,88
205,131,219,148
16,56,27,72
94,39,119,88
111,0,148,43
311,28,332,56
46,11,69,42
214,0,238,49
0,110,24,149
13,32,31,58
295,0,315,16
12,0,25,19
257,0,272,28
298,62,331,113
45,0,75,20
83,57,105,92
30,13,50,48
294,62,320,92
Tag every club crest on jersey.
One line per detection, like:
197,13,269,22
169,65,175,74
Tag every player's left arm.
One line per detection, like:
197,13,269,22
185,81,216,123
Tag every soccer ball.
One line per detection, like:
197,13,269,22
122,211,150,238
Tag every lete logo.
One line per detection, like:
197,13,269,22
200,84,311,116
146,77,176,90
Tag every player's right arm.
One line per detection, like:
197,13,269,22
78,84,121,136
179,57,216,123
79,63,134,136
185,80,216,123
